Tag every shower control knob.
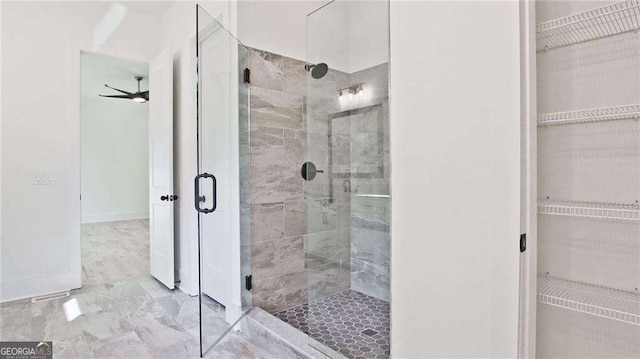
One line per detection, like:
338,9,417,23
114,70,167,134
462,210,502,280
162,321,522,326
301,162,323,181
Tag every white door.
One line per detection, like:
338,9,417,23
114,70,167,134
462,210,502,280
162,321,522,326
198,29,231,306
149,49,174,290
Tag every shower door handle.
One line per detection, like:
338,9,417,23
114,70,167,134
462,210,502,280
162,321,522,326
194,173,217,213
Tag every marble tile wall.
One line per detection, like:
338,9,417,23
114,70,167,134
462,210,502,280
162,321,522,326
248,48,351,313
248,47,390,312
348,64,391,302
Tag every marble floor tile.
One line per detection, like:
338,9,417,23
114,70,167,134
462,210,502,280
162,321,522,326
81,219,150,286
87,331,152,359
1,220,305,358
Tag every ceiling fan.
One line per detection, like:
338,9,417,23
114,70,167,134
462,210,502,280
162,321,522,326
99,76,149,103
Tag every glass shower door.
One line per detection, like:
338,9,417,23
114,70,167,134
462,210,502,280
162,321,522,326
196,5,251,357
304,2,391,358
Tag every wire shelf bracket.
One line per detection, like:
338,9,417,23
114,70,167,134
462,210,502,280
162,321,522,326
538,104,640,126
538,274,640,326
537,0,640,52
538,200,640,221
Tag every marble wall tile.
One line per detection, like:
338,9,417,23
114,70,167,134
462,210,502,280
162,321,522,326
250,162,303,203
251,145,286,165
351,132,380,166
351,196,390,232
347,63,390,303
349,63,389,105
284,270,308,308
284,129,306,165
251,126,284,148
252,202,285,243
250,49,307,95
251,86,303,130
248,49,392,313
351,227,390,268
306,228,350,266
307,197,351,233
352,105,382,133
308,263,350,301
252,276,286,313
350,258,390,302
284,200,307,237
252,236,305,279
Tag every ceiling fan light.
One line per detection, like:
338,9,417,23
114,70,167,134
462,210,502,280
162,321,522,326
132,96,146,103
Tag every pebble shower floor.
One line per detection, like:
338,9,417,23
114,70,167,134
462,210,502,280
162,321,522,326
274,289,390,359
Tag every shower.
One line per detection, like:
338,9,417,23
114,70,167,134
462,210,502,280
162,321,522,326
305,62,328,79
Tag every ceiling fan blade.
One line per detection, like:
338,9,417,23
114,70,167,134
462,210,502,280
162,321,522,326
99,94,132,99
141,91,149,101
104,84,133,95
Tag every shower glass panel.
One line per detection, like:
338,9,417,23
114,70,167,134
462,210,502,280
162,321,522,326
196,5,251,357
303,1,391,357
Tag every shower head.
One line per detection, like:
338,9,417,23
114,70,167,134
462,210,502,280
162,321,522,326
305,63,329,79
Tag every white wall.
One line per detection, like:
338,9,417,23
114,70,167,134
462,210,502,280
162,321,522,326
238,0,388,72
238,0,326,62
1,1,162,302
81,97,149,223
389,1,522,357
348,0,389,72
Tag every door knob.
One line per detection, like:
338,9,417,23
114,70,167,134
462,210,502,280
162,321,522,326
161,195,169,201
170,195,179,201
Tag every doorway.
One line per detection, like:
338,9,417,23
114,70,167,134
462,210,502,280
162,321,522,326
80,52,151,286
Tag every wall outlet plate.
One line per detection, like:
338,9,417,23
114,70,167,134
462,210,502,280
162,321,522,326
33,171,59,185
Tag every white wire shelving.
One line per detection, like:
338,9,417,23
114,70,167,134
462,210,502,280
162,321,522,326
538,274,640,326
537,0,640,52
538,104,640,127
538,200,640,221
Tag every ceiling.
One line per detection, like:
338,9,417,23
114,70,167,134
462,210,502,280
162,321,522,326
81,53,149,100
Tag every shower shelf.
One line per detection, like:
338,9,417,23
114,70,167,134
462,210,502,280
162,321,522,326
537,0,640,52
537,274,640,326
538,200,640,221
538,104,640,126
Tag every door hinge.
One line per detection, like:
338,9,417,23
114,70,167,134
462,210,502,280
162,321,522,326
520,233,527,253
244,68,250,84
245,275,252,291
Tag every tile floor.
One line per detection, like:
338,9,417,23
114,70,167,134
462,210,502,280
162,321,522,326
81,220,151,285
0,220,274,359
274,290,390,359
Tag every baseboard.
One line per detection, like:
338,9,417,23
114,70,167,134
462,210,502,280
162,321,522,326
82,211,149,223
1,272,81,303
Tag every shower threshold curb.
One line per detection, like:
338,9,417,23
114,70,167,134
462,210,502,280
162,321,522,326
243,307,347,359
